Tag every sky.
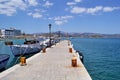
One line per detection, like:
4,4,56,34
0,0,120,34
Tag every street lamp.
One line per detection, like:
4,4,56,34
59,31,61,42
48,24,52,47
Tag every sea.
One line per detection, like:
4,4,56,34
0,38,120,80
70,38,120,80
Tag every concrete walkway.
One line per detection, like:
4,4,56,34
0,40,92,80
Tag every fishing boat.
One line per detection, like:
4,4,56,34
5,40,41,56
24,39,42,49
0,54,10,70
44,38,60,47
5,38,58,56
11,44,40,56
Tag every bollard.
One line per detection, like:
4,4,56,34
69,48,72,53
20,57,27,66
68,41,70,46
68,43,70,46
42,48,46,53
71,56,77,67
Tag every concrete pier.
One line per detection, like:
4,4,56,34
0,40,92,80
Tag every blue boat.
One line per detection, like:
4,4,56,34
0,54,10,70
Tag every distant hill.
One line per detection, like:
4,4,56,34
32,31,120,38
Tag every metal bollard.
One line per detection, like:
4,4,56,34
68,43,70,46
68,41,70,46
20,57,27,66
69,48,72,53
71,56,77,67
42,48,46,53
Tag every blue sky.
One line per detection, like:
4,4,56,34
0,0,120,34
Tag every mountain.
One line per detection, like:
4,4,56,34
32,31,120,38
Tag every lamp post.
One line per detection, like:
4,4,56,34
59,31,61,42
49,24,52,47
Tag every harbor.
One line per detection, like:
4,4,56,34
0,40,92,80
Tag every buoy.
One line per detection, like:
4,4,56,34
71,56,77,67
20,57,27,66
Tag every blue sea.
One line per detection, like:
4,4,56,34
0,38,120,80
70,38,120,80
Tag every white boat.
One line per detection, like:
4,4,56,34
5,40,41,56
5,38,59,56
10,44,41,56
10,38,50,56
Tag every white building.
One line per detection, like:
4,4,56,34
0,28,21,38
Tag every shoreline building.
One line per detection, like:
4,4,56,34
0,28,21,38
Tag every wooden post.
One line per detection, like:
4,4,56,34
20,57,27,66
71,56,77,67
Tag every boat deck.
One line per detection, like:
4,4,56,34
0,40,92,80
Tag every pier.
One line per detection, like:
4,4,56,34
0,40,92,80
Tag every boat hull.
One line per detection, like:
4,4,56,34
11,45,41,56
0,54,10,70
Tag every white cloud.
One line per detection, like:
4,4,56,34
0,0,40,16
0,0,9,3
44,1,53,8
66,2,76,6
70,6,120,15
103,7,120,12
34,8,46,13
65,8,69,11
8,0,27,10
27,0,38,6
66,0,82,6
27,12,32,16
62,15,73,19
33,13,42,18
28,12,42,18
0,0,27,16
55,21,64,26
87,6,103,14
75,0,82,3
48,17,53,20
71,7,86,14
55,20,68,26
54,15,73,21
0,8,16,16
53,15,73,25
